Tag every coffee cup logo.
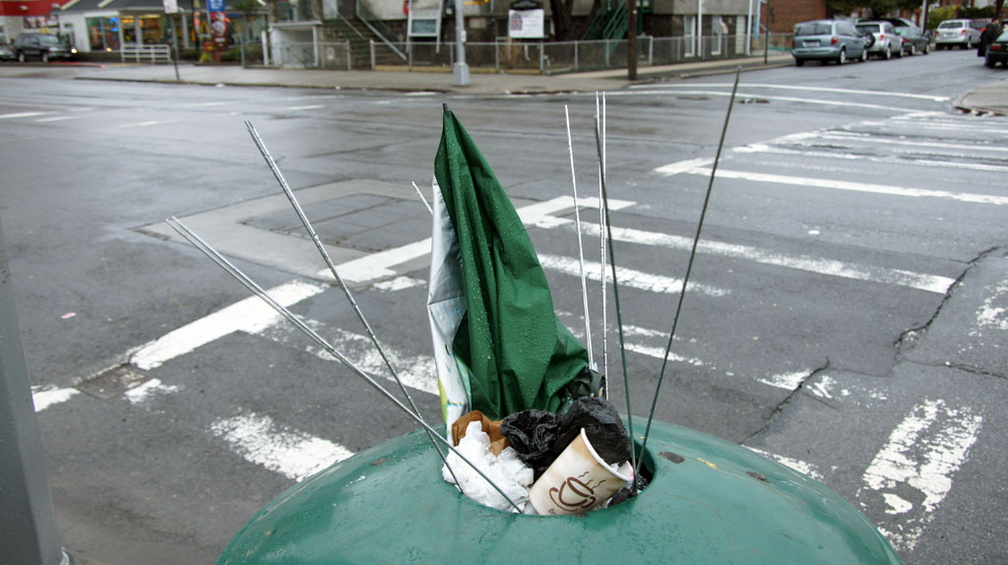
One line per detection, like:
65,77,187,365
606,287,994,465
548,471,604,512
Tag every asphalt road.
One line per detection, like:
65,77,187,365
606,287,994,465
1,49,1006,564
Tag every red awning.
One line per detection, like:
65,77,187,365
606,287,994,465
0,0,56,17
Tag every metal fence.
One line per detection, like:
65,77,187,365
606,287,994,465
121,43,173,63
270,33,794,72
272,41,356,69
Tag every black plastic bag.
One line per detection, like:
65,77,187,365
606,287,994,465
501,397,631,478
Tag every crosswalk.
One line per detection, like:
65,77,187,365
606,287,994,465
30,106,1006,558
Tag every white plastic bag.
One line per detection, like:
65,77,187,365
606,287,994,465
442,421,534,512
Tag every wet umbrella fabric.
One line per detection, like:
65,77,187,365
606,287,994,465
428,107,589,427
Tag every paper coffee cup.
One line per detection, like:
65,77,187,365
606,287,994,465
528,428,633,516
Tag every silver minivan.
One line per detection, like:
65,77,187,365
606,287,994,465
793,20,869,66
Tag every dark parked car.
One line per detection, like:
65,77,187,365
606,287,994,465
895,24,930,55
984,29,1008,68
793,20,869,66
12,33,76,63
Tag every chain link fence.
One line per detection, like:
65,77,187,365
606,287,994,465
269,33,795,72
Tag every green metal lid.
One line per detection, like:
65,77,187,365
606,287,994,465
218,417,901,564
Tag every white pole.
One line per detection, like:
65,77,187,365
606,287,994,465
697,0,703,57
746,0,753,55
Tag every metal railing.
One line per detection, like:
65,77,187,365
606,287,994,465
121,43,172,63
274,33,794,71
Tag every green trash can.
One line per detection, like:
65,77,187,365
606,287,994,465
218,416,901,564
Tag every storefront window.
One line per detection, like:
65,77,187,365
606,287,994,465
141,15,165,44
121,16,137,43
87,17,121,51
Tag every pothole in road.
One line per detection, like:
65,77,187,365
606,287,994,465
76,365,153,400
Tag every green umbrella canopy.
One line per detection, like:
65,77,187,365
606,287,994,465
433,106,590,420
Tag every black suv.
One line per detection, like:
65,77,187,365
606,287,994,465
12,33,76,63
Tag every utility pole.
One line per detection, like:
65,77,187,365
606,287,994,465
452,0,469,86
763,0,770,65
0,216,69,565
627,0,637,79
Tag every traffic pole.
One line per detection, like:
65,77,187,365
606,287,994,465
0,216,69,565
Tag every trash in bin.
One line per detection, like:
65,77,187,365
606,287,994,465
442,419,533,513
501,397,632,479
528,427,634,515
445,398,634,514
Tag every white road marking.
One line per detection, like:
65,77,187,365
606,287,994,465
255,320,439,396
130,280,328,370
373,276,426,291
134,198,585,370
680,166,1008,206
757,371,810,391
182,101,229,108
37,116,78,123
975,277,1008,332
31,386,80,412
211,412,354,482
735,143,1008,173
117,119,180,128
287,105,326,111
745,446,825,481
634,83,950,102
622,341,708,366
654,158,713,176
333,239,431,283
557,218,954,294
124,378,181,405
859,399,983,552
809,132,1008,154
608,89,920,113
0,111,51,119
539,253,730,297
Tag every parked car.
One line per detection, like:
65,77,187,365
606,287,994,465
856,21,902,59
0,42,16,61
934,19,982,50
792,20,869,66
895,24,930,55
11,33,76,63
984,29,1008,68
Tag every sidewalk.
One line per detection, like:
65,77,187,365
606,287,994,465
2,53,797,96
63,54,796,95
3,53,1007,113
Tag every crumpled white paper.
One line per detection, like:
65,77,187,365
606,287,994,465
442,421,534,512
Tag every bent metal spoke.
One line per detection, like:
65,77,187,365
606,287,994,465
593,113,637,483
242,122,459,486
637,68,743,480
165,217,521,513
565,105,595,366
